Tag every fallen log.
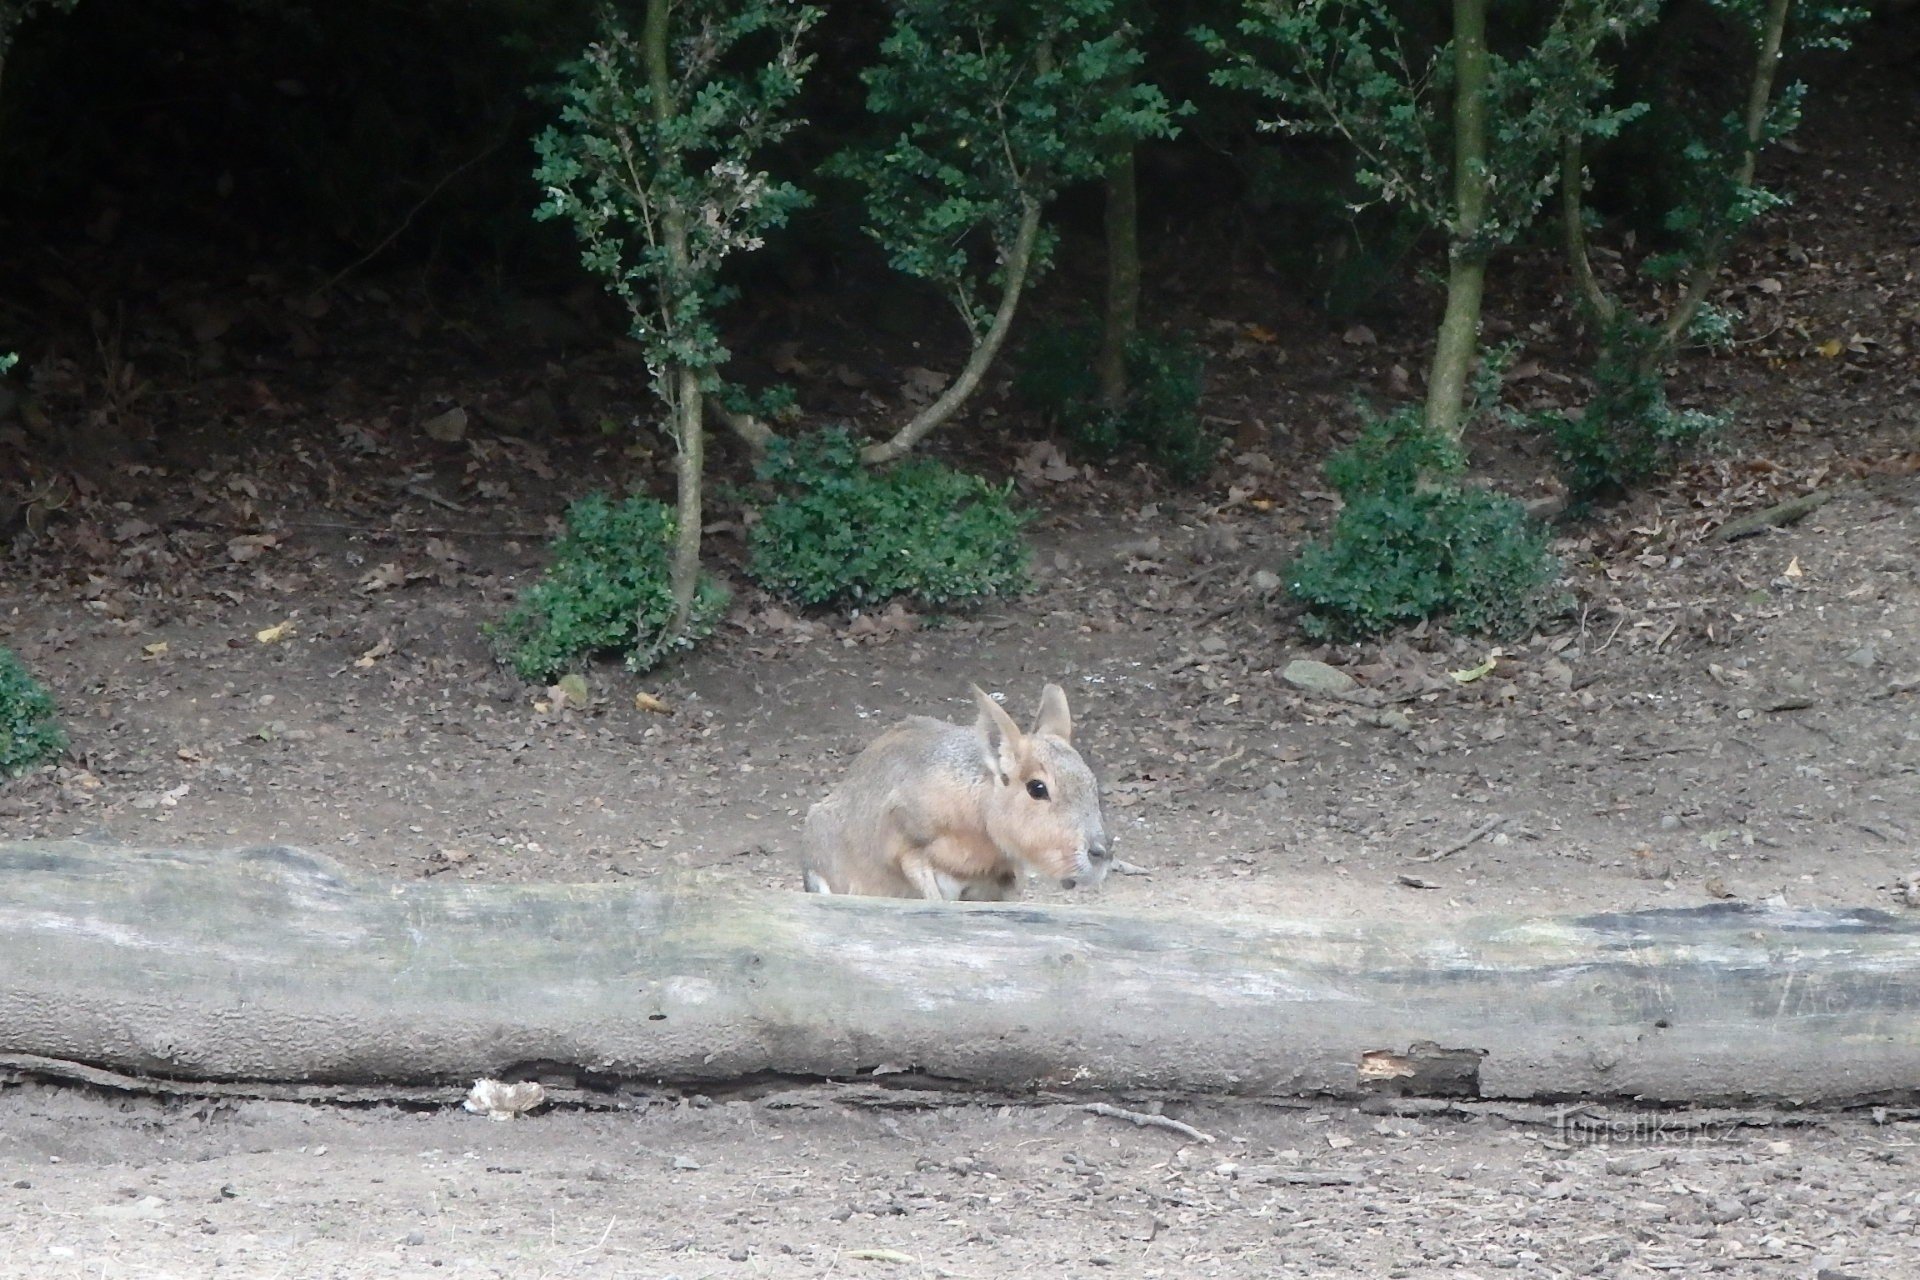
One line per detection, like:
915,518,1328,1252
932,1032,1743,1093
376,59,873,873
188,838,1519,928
3,840,1918,1104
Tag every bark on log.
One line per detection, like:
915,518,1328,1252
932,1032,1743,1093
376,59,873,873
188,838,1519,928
3,840,1919,1104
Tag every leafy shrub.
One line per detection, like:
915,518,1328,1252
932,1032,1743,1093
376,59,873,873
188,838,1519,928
1288,411,1565,641
1532,318,1723,502
492,493,727,681
748,428,1029,608
0,645,66,777
1015,323,1215,482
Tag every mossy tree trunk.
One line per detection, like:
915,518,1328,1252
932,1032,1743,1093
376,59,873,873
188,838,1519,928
646,0,705,644
1423,0,1491,444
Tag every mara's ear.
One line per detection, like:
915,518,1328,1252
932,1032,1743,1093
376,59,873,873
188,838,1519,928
1031,682,1072,744
970,684,1025,782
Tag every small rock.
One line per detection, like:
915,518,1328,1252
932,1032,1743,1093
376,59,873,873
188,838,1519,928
89,1195,166,1221
1281,659,1357,697
1705,1196,1745,1224
1844,645,1879,670
1251,569,1282,593
671,1155,701,1171
421,406,468,442
403,1230,427,1247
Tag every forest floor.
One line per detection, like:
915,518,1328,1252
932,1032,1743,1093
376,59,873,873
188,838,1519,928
1,40,1917,1280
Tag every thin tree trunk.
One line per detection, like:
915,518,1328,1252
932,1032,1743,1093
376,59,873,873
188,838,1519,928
646,0,704,644
1653,0,1792,358
860,197,1044,466
1095,141,1140,411
666,367,704,642
1560,134,1617,324
1424,0,1491,444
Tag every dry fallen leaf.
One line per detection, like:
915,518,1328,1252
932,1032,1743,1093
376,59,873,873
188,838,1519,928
1449,650,1502,684
635,690,674,715
462,1079,547,1122
226,533,279,563
354,637,395,668
358,563,408,592
1815,337,1844,359
1784,556,1804,578
141,641,169,660
422,406,468,442
898,365,949,407
255,620,295,644
1015,440,1080,485
548,673,589,709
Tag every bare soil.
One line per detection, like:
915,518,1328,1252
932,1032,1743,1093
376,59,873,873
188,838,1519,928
2,45,1918,1280
3,1086,1917,1279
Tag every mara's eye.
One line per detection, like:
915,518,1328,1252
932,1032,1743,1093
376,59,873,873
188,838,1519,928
1026,778,1050,801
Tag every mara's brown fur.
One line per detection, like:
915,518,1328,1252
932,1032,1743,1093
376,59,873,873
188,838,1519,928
801,683,1111,900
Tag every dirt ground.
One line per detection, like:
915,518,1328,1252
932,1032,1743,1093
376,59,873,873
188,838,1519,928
2,1085,1917,1280
2,38,1918,1280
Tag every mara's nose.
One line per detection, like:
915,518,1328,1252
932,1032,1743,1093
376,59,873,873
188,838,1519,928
1089,841,1111,862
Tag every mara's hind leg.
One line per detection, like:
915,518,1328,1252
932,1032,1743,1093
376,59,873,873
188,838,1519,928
958,866,1020,901
800,801,840,894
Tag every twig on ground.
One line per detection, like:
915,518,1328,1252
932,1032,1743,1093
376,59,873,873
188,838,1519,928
1414,814,1505,863
1082,1102,1216,1144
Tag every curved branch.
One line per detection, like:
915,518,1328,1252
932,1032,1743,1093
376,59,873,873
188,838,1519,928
1653,0,1791,358
1561,133,1617,324
860,198,1043,467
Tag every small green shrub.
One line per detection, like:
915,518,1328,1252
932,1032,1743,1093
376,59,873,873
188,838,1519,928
492,493,727,681
1288,411,1566,641
0,645,66,778
1015,323,1215,482
748,428,1029,608
1533,318,1723,502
